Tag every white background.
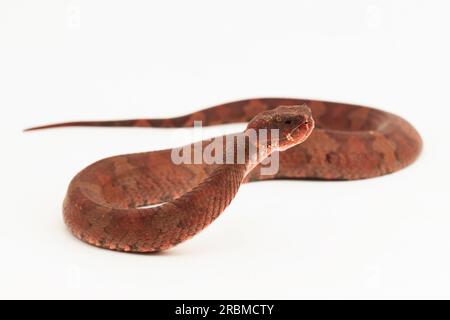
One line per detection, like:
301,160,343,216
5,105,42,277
1,0,449,299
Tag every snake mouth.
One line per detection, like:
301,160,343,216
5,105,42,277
285,119,314,143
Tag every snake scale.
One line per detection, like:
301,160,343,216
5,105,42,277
26,98,422,253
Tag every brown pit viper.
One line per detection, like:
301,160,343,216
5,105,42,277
26,98,422,253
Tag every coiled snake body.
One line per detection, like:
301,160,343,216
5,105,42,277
27,98,422,252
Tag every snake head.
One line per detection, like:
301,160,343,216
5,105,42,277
247,104,315,151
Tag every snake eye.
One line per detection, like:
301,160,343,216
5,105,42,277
284,120,292,125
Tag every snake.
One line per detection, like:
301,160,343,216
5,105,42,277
26,98,422,253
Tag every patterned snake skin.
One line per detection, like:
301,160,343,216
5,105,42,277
26,98,422,252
